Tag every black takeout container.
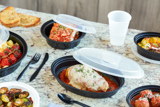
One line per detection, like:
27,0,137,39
126,85,160,107
134,32,160,61
41,20,86,49
0,31,27,77
51,56,125,98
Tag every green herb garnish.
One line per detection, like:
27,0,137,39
93,83,94,86
63,26,66,29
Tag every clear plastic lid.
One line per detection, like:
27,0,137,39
53,14,96,34
73,48,144,78
0,25,9,46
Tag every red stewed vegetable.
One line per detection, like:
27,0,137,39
0,40,22,69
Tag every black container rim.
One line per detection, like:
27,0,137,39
0,31,28,72
51,55,125,95
126,85,160,107
134,32,160,56
41,20,85,44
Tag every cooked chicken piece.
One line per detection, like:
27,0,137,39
66,64,109,92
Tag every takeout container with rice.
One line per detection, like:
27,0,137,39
51,48,144,98
41,14,96,49
0,25,27,77
134,32,160,61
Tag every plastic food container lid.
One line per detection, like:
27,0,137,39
73,48,144,78
53,14,96,34
0,25,9,46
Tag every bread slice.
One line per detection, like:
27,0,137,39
0,6,20,27
18,13,41,27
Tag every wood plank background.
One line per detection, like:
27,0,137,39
0,0,160,32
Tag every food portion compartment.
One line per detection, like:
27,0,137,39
51,56,125,98
0,31,27,77
0,87,33,106
126,85,160,107
41,20,86,49
0,82,39,107
134,32,160,61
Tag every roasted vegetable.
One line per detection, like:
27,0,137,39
22,98,28,102
9,88,21,97
0,100,3,105
9,88,21,94
0,87,8,94
0,87,33,106
1,94,9,103
20,101,33,107
19,91,29,98
14,98,24,106
138,37,160,53
6,102,13,107
8,93,15,101
141,37,149,45
0,105,4,107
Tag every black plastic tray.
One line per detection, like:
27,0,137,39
41,20,86,49
134,32,160,61
51,56,125,98
126,85,160,107
0,31,27,77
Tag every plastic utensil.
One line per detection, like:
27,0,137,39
17,53,41,81
58,93,90,107
108,10,131,46
30,53,49,82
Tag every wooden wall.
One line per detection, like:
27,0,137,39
0,0,160,32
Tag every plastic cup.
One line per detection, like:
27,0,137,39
108,10,132,46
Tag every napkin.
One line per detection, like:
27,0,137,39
48,103,64,107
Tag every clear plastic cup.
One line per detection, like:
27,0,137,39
108,10,132,46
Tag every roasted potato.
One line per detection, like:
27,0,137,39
149,37,158,43
6,40,14,47
141,37,149,45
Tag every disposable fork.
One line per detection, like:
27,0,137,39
16,53,41,81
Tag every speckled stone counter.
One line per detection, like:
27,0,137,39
0,5,160,107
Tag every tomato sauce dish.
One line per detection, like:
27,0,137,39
51,56,124,98
41,20,86,49
59,64,118,93
0,31,27,77
49,23,79,42
126,85,160,107
0,40,22,68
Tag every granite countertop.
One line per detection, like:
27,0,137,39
0,5,160,107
